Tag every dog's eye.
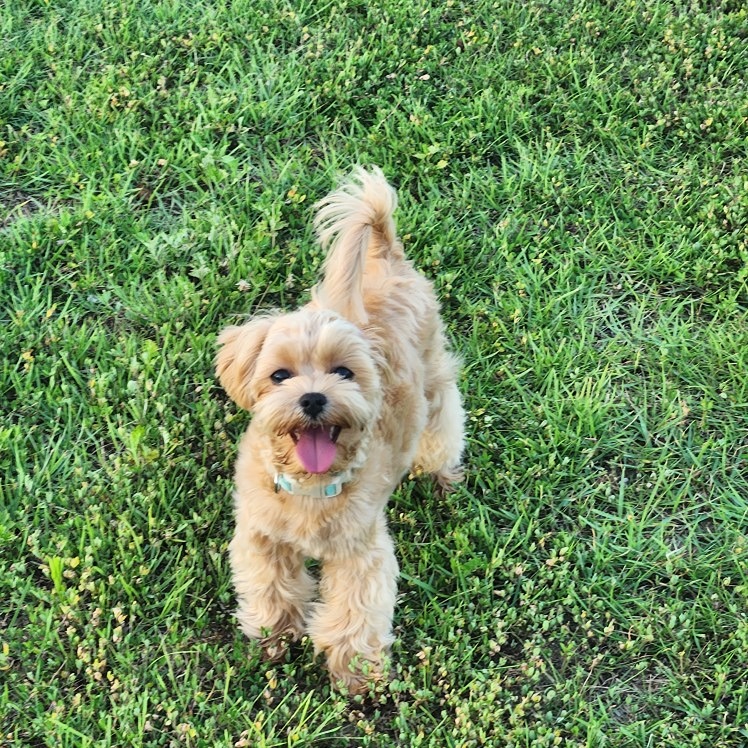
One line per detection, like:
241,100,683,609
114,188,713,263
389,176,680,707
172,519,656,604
270,369,292,384
331,366,354,380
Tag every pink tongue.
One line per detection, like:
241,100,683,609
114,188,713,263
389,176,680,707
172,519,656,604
295,427,337,474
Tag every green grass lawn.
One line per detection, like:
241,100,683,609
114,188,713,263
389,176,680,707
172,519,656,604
2,0,748,745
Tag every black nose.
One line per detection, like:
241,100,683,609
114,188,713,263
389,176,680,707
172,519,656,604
299,392,328,419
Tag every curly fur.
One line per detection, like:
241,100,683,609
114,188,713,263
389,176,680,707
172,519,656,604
216,167,465,693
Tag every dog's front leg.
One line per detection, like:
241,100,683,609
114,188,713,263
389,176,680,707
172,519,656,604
307,516,399,693
229,529,314,661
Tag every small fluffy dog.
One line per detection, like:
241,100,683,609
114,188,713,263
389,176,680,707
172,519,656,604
215,167,465,692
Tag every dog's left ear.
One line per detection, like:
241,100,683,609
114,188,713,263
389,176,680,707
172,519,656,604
215,316,275,410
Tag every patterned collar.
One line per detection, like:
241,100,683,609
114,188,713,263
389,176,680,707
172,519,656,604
274,470,353,498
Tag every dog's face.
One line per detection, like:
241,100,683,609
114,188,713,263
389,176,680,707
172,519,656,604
216,309,382,477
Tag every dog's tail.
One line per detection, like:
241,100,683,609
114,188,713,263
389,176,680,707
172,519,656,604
313,166,403,324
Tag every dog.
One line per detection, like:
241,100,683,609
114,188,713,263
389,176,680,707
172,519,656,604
215,167,465,693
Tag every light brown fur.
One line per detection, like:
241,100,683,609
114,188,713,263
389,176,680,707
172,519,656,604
216,167,465,693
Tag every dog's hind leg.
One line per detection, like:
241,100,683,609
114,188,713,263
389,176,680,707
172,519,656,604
413,354,465,491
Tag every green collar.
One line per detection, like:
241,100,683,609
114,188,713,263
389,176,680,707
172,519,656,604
274,470,352,498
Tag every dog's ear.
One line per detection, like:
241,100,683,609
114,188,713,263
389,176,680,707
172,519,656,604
215,316,275,410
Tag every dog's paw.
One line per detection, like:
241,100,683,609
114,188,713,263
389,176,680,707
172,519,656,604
434,463,464,494
411,461,464,495
259,626,303,662
327,652,391,697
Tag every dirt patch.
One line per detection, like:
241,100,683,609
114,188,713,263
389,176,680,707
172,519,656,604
0,189,45,228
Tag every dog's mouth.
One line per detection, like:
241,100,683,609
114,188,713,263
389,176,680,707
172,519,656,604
289,426,342,474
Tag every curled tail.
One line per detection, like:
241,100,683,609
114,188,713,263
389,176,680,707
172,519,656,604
312,166,403,324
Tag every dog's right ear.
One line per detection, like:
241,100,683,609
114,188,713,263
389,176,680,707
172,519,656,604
215,316,275,410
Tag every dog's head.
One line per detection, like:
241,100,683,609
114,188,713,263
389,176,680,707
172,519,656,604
216,309,382,477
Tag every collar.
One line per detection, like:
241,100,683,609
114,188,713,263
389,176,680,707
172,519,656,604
274,470,353,499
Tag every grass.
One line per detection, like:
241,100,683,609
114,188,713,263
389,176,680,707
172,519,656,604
1,0,747,745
